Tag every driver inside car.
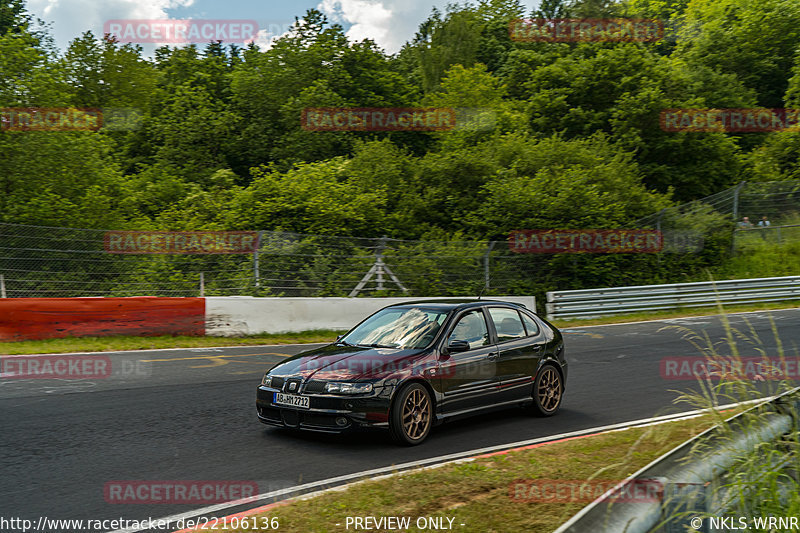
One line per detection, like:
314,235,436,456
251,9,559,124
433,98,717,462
448,313,488,349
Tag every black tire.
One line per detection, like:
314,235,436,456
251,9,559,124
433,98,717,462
530,363,563,417
390,383,433,446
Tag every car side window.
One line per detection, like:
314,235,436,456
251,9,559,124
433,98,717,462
520,312,540,337
488,308,526,343
447,310,490,349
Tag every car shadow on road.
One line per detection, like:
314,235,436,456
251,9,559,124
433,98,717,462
258,406,594,450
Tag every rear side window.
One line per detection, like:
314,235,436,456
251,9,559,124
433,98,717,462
488,308,526,343
520,312,540,336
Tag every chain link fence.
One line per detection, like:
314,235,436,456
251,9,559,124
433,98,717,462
0,224,537,298
3,180,800,306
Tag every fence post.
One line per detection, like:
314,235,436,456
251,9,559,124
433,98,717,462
253,231,262,289
732,181,746,222
656,208,666,232
0,274,6,298
199,272,205,297
484,241,495,290
376,236,386,291
730,182,747,255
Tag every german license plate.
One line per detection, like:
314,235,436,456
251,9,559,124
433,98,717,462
274,392,310,409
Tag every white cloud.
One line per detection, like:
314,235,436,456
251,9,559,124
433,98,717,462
317,0,443,54
250,20,299,51
28,0,194,50
25,0,541,56
317,0,542,54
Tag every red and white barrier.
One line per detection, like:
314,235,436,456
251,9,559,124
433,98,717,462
0,297,205,341
0,296,535,341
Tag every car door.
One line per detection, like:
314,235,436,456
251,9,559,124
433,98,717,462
487,307,545,403
438,308,500,414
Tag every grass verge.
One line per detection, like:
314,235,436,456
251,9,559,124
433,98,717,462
0,330,345,355
200,411,740,533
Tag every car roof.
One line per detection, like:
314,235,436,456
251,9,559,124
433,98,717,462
385,299,525,311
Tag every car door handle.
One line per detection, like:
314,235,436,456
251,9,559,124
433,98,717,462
487,352,499,360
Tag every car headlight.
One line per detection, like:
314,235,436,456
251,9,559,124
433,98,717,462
324,382,373,394
262,374,272,387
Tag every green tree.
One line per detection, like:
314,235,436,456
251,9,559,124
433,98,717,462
674,0,800,107
145,84,239,186
120,42,240,183
421,63,528,149
230,10,416,172
0,132,124,227
227,159,389,236
0,0,27,35
63,32,156,109
465,133,672,235
0,3,68,106
534,0,569,18
400,1,524,92
404,9,482,92
512,44,751,199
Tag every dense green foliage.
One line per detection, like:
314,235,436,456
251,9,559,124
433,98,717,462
2,0,799,295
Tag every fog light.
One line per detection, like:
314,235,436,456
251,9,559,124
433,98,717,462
335,417,348,427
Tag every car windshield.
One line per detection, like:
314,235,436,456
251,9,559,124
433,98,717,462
339,307,449,349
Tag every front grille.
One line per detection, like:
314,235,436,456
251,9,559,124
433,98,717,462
303,380,326,393
270,377,285,390
283,378,302,393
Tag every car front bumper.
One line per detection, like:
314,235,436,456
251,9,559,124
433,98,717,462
256,385,392,433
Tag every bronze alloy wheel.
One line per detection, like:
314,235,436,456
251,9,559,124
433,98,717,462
532,364,563,416
390,383,432,445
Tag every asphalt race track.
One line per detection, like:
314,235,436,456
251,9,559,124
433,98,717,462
3,309,799,531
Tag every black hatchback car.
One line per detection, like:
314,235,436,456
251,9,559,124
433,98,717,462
256,300,567,445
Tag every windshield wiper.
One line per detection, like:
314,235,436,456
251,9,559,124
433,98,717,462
335,339,357,347
360,343,399,348
337,340,399,348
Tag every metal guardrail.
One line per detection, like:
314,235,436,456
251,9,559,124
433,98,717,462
553,388,800,533
545,276,800,320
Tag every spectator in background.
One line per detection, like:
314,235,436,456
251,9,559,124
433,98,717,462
737,216,754,229
758,216,771,227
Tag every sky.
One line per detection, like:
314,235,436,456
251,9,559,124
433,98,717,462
26,0,540,56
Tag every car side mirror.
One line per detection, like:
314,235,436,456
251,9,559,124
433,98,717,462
447,340,471,353
336,334,344,341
